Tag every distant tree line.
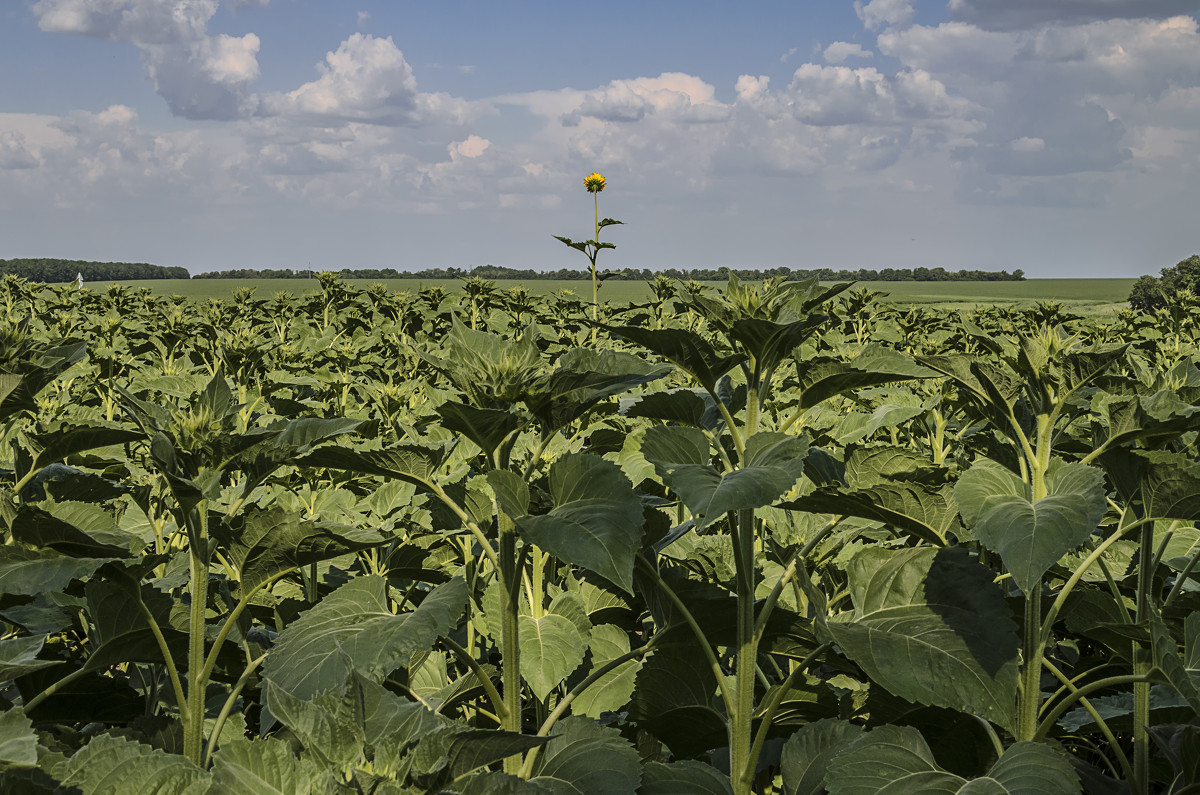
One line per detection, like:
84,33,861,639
1128,254,1200,311
0,259,189,282
194,265,1026,282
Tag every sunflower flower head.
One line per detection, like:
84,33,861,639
583,172,606,193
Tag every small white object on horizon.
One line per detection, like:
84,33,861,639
76,272,83,288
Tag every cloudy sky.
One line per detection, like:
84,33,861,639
2,0,1198,277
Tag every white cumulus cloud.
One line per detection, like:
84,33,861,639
263,34,475,126
32,0,260,121
824,41,874,63
855,0,916,30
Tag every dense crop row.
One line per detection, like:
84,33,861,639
1,272,1199,794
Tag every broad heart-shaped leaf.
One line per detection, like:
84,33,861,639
825,725,964,794
210,736,325,795
0,546,112,596
0,339,86,423
622,388,724,430
527,716,641,795
224,416,364,490
81,579,191,671
437,399,522,456
11,503,132,558
640,760,734,794
266,669,451,778
781,718,866,795
631,646,727,757
825,546,1020,733
488,469,530,519
824,726,1078,795
0,636,58,682
407,727,551,789
524,348,670,433
659,432,808,531
640,425,712,469
1134,450,1200,521
216,505,388,592
572,623,640,718
1099,391,1200,450
263,575,467,706
24,425,143,469
296,441,450,492
0,707,37,766
1149,607,1200,712
519,612,587,700
955,459,1106,595
729,315,827,381
516,454,644,594
603,324,747,393
784,481,958,546
53,734,210,794
796,345,936,410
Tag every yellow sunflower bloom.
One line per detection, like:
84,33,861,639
583,172,606,193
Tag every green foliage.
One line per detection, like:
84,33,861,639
2,272,1200,794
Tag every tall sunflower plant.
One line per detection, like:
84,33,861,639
554,171,623,340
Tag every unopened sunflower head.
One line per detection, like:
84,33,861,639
584,172,606,193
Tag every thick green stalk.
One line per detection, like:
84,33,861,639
497,512,523,775
1016,415,1053,741
731,508,759,795
183,505,210,765
1018,586,1044,742
1132,520,1154,794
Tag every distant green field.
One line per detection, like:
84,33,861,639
90,277,1137,309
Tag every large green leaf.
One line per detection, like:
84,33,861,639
516,454,645,594
488,469,530,519
825,547,1020,733
728,315,826,381
263,575,467,704
781,718,865,795
524,349,670,433
437,399,523,457
640,760,734,794
0,636,57,682
407,727,550,788
226,417,363,490
572,624,640,718
0,546,112,596
519,611,588,700
955,459,1106,595
640,425,712,469
631,646,726,757
622,389,723,430
296,442,450,492
527,716,641,795
797,345,936,410
217,505,388,592
0,707,37,767
24,425,143,470
784,482,958,546
1135,450,1200,521
605,325,746,393
824,727,1078,795
0,339,86,423
81,579,189,671
53,734,209,795
1149,608,1200,712
825,726,963,794
11,503,133,558
210,736,326,795
658,432,808,531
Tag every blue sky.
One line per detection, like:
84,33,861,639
2,1,1199,277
